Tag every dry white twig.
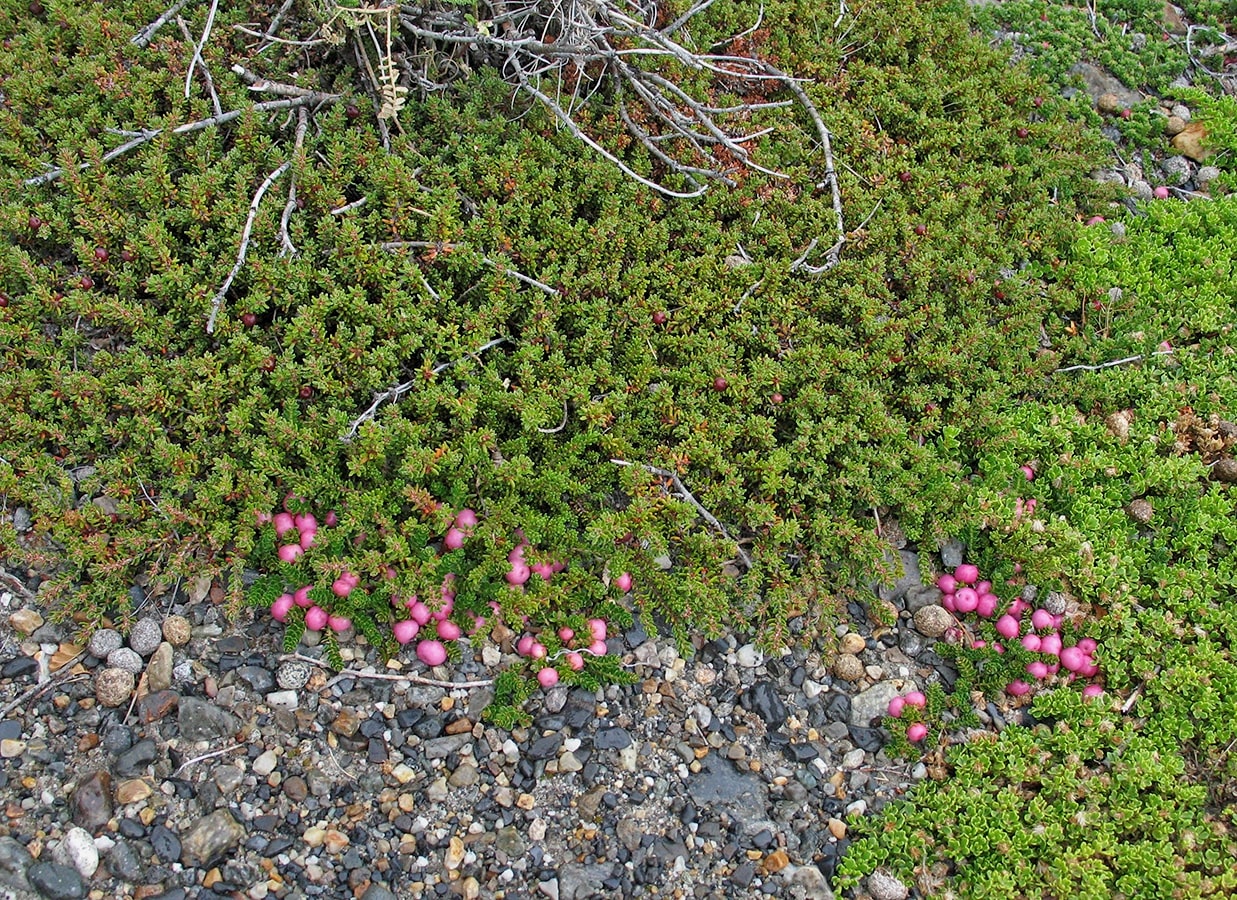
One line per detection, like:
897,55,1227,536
174,743,244,775
184,0,220,102
610,458,753,570
1054,348,1174,374
131,0,193,48
342,337,508,440
329,197,368,216
282,653,494,688
206,161,290,334
177,14,223,119
278,108,309,257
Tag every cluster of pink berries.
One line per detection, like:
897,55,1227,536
515,617,613,687
887,690,929,741
937,562,1104,701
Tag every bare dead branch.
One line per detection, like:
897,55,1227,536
342,337,508,441
278,107,309,257
206,161,290,334
177,14,223,119
184,0,220,102
230,63,326,98
232,23,327,47
610,458,753,570
131,0,193,48
1054,348,1175,374
24,95,334,186
330,197,368,216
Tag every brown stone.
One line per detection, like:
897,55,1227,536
839,632,866,655
1125,499,1154,525
763,849,790,874
329,709,360,738
913,605,953,639
1096,92,1121,115
70,771,113,833
1212,457,1237,483
282,775,309,802
1171,122,1211,162
444,717,473,735
1164,115,1186,137
115,779,153,805
95,668,134,708
8,609,43,635
1162,1,1188,35
161,615,191,647
137,690,179,724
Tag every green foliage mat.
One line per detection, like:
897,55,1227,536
0,0,1106,638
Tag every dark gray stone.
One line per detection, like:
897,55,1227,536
527,734,562,761
235,666,275,695
0,835,33,891
150,825,181,863
594,727,632,750
26,862,86,900
361,884,399,900
113,739,158,777
106,840,144,883
0,656,37,680
748,681,786,727
178,697,239,742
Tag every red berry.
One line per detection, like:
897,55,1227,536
241,313,257,327
1120,108,1132,120
94,246,108,263
1032,96,1044,108
345,104,361,120
120,249,135,262
1016,127,1030,139
913,224,927,236
652,310,667,325
78,275,93,290
299,385,313,399
713,377,728,392
27,215,42,231
899,172,913,183
0,293,9,308
770,392,783,405
964,272,976,285
261,356,277,372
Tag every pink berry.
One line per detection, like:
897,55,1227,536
888,696,906,718
1039,634,1062,656
304,606,328,631
1060,646,1086,672
324,510,339,527
530,643,547,660
293,586,313,607
332,577,354,598
516,635,535,656
940,593,956,613
1153,185,1170,199
273,512,295,536
903,691,926,709
1021,634,1041,652
298,528,316,550
976,593,999,618
436,619,462,641
531,562,555,580
1006,680,1031,696
409,601,431,626
417,639,448,667
954,587,978,613
537,667,559,688
975,580,992,595
971,639,987,649
558,627,575,643
1031,609,1053,631
906,723,928,742
443,527,466,551
615,572,633,593
588,639,607,656
1077,638,1097,654
454,508,478,531
328,615,352,633
394,619,419,644
507,546,525,564
1026,661,1049,679
294,513,317,531
588,619,607,642
277,543,303,564
996,614,1019,639
506,563,531,586
566,652,585,671
954,564,979,584
936,574,957,594
271,594,294,623
1082,684,1104,699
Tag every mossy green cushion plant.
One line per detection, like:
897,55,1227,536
0,0,1106,648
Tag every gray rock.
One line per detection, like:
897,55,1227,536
1069,62,1143,110
495,826,526,857
265,690,298,710
1042,590,1067,615
867,869,910,900
1196,165,1220,185
105,840,143,883
146,642,174,693
939,538,965,569
1130,179,1154,201
180,809,245,868
423,733,472,760
1171,104,1191,123
787,864,835,900
689,754,768,824
95,668,135,708
275,660,311,690
26,862,85,900
105,648,143,675
177,697,239,742
903,584,942,613
594,727,632,750
538,878,560,900
877,549,921,603
559,862,613,899
361,884,399,900
12,507,31,532
0,835,33,891
128,618,163,656
1161,155,1192,186
87,629,123,660
236,665,275,694
113,740,158,777
850,682,907,727
735,644,763,668
448,764,479,787
542,685,569,713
